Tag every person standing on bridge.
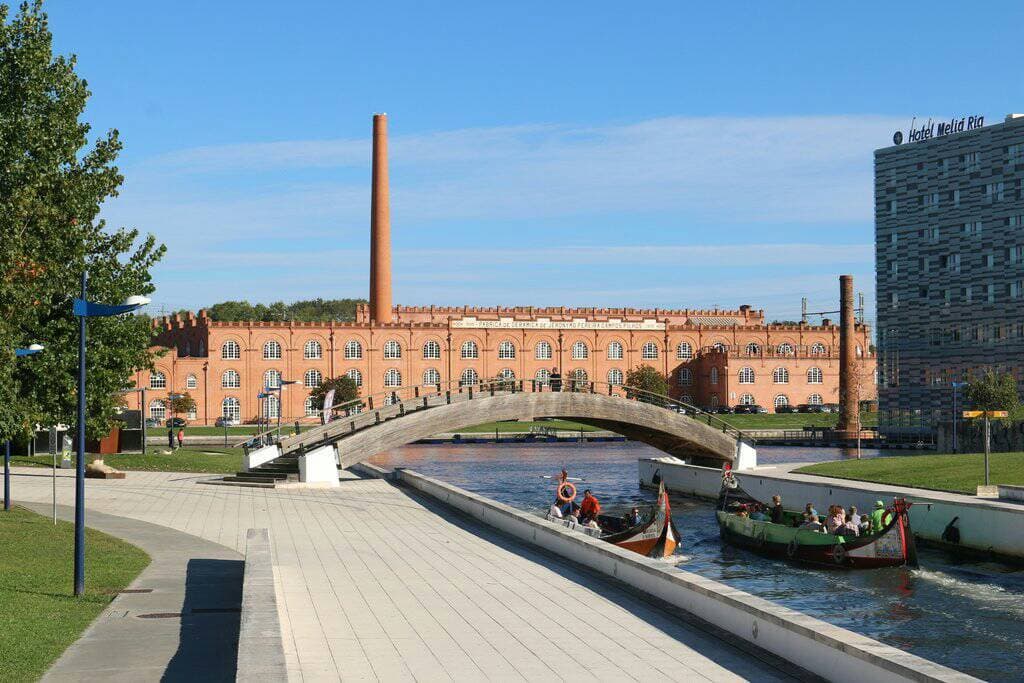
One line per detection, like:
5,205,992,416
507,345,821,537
549,367,562,392
579,489,601,524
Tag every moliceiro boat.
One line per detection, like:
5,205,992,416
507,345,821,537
717,470,918,569
545,481,680,559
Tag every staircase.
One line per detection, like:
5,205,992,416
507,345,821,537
206,453,301,488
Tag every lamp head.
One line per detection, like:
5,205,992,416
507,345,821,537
27,343,44,352
122,295,151,307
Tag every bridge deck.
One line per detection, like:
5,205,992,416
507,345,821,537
11,467,793,681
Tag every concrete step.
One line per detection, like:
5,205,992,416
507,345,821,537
234,472,288,481
201,478,277,489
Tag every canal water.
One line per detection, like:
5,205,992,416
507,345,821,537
370,442,1024,681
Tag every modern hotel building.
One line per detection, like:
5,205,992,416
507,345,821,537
875,113,1024,424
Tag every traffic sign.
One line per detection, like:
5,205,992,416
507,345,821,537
962,410,1009,418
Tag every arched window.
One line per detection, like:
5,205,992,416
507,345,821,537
738,367,755,384
710,367,719,385
810,342,826,356
263,340,282,360
304,340,322,359
344,340,363,359
710,395,719,408
221,340,240,360
740,393,755,405
807,367,823,384
808,393,823,406
460,341,479,359
498,368,515,380
346,368,362,387
460,368,479,386
383,340,402,359
773,367,789,384
856,345,864,357
263,394,279,419
678,368,692,386
222,397,240,421
641,341,659,359
677,342,693,360
608,341,624,360
570,369,588,387
149,399,166,421
571,341,588,359
777,343,794,356
150,371,166,389
422,340,441,359
498,341,516,360
304,369,322,388
774,394,789,408
222,370,240,389
384,368,402,387
304,396,319,417
712,342,727,353
423,368,441,385
535,368,551,385
535,341,553,360
264,369,282,389
608,368,624,385
745,342,760,356
185,374,198,390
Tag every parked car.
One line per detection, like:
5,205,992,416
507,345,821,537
165,417,186,428
215,416,239,427
733,405,755,414
714,405,733,414
797,404,825,414
752,405,768,414
144,417,161,428
775,405,796,414
822,403,841,413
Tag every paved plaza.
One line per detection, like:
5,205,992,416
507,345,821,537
9,467,797,682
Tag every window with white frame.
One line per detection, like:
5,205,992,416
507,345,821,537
304,340,322,359
777,343,794,356
535,368,550,385
773,367,789,384
810,342,826,356
263,394,279,419
641,341,658,359
738,367,755,384
383,340,402,359
571,341,589,359
535,341,553,360
677,342,693,360
344,340,363,359
221,340,240,359
422,340,441,359
498,368,515,380
423,368,441,385
149,399,166,421
222,397,240,421
187,407,197,421
774,394,789,408
304,397,319,417
739,393,755,406
710,367,719,385
678,368,692,385
808,393,823,406
807,367,823,384
384,368,402,387
150,371,167,389
498,340,516,359
460,341,479,359
263,340,282,360
264,369,282,389
570,369,588,386
460,368,478,386
745,342,760,356
346,368,362,387
304,369,322,388
185,374,198,390
222,370,240,388
608,368,624,385
607,341,624,360
712,342,727,353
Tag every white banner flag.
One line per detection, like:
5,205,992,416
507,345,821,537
322,389,336,424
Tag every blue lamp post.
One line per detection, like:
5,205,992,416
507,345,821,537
4,344,44,512
273,380,299,437
72,271,149,596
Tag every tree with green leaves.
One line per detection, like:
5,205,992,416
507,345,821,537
205,298,366,323
625,365,669,399
308,375,361,412
965,369,1020,413
1,1,164,442
167,393,196,422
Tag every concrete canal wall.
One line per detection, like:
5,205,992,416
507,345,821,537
639,457,1024,562
351,463,976,683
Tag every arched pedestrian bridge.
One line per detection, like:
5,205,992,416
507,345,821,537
230,381,755,486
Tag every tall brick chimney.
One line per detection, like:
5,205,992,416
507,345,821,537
837,274,857,434
369,113,393,324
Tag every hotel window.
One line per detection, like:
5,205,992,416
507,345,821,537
984,252,995,269
888,261,898,276
460,341,478,359
222,370,240,388
808,393,823,406
941,157,953,176
676,342,692,360
963,221,982,236
774,394,789,409
149,399,166,421
889,200,898,216
384,368,402,387
773,367,789,384
944,254,961,273
988,283,996,303
608,341,624,360
304,340,322,359
1010,246,1024,264
925,227,939,242
459,368,478,387
263,340,282,360
745,342,760,356
776,343,794,356
304,369,322,388
263,394,279,419
422,340,441,359
344,340,363,359
1010,215,1024,228
810,342,826,356
641,341,658,359
498,340,516,360
1011,281,1024,299
423,368,441,385
535,341,553,360
264,369,281,389
221,340,240,360
964,285,972,303
924,192,940,210
963,152,981,172
678,368,692,386
498,368,516,381
304,397,319,417
535,368,550,385
346,368,362,387
1010,144,1024,165
952,189,960,207
150,371,167,389
710,367,719,385
571,341,588,360
738,367,755,384
382,340,402,359
222,397,240,421
739,393,755,406
890,292,899,308
919,257,930,274
807,367,823,384
185,374,198,390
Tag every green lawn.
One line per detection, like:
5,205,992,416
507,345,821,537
0,507,150,682
11,448,244,474
457,419,602,433
795,452,1024,494
719,412,877,430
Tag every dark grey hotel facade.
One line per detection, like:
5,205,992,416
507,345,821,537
875,114,1024,424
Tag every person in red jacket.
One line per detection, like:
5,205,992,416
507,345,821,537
176,428,184,449
579,489,601,524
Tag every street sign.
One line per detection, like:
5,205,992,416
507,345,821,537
962,410,1009,418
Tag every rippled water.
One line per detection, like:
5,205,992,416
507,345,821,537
370,442,1024,681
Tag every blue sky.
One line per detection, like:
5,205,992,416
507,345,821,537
43,1,1024,324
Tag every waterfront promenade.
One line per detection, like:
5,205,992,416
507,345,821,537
8,467,794,681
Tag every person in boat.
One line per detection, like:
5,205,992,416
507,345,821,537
827,505,846,534
770,495,785,524
799,514,824,532
579,489,601,524
624,507,643,527
548,502,564,519
841,513,860,537
736,505,749,518
749,504,768,521
870,500,892,533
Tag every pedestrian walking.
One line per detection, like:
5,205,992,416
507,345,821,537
167,427,175,450
176,428,184,449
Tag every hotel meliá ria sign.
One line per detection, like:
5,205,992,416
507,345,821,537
452,317,664,331
892,115,985,145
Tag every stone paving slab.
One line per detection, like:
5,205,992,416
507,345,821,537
11,467,798,682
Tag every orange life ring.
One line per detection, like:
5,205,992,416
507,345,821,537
557,482,577,502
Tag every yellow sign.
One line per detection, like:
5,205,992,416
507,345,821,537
962,410,1009,418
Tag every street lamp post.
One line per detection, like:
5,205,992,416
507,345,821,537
275,381,299,438
4,344,44,511
72,272,149,596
